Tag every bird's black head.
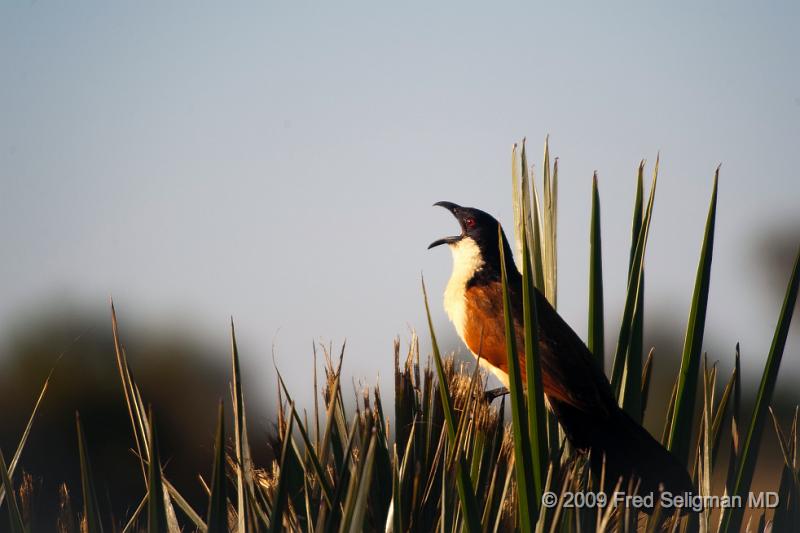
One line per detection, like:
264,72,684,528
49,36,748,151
428,201,516,277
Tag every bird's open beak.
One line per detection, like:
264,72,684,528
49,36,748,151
428,201,464,249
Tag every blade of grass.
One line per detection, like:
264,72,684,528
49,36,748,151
269,406,300,533
347,430,378,533
163,480,206,531
318,370,342,473
230,319,258,532
112,305,184,531
660,376,679,446
493,466,515,533
521,185,548,513
698,357,713,533
551,155,558,305
621,163,645,421
498,225,537,530
641,348,655,419
771,407,799,531
111,302,149,481
421,276,481,533
389,446,402,533
769,408,800,488
120,495,148,533
0,370,51,507
397,415,418,531
76,413,104,533
275,371,335,506
610,158,658,396
0,451,25,533
511,143,524,260
667,169,719,465
621,276,644,422
725,345,742,497
628,163,644,289
320,416,359,533
710,364,737,468
542,136,557,306
314,343,321,451
519,140,545,292
338,421,370,533
394,341,415,468
720,245,800,532
440,460,453,533
207,402,227,533
303,473,314,533
147,411,168,533
588,172,604,373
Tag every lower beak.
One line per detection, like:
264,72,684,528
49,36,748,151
429,201,464,249
428,235,462,249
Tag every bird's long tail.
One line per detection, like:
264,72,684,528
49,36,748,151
554,401,695,507
593,408,694,499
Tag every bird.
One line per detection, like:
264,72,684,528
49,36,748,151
428,200,694,503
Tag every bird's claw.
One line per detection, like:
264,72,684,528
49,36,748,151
484,387,509,403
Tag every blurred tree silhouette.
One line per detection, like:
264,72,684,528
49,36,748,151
756,223,800,328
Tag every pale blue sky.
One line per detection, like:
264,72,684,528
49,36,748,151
1,2,798,408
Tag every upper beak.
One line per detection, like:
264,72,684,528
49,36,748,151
433,201,460,213
428,201,464,249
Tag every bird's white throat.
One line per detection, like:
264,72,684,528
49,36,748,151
443,237,511,388
443,237,483,345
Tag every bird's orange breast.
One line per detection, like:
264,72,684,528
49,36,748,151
461,282,592,411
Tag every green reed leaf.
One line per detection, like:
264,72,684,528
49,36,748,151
521,182,548,513
611,158,658,399
498,225,537,530
588,172,604,372
668,169,719,465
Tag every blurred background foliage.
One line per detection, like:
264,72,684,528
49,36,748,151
0,302,273,526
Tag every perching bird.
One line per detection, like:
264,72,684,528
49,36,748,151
429,201,693,501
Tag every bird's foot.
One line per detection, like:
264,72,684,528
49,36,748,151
484,387,509,403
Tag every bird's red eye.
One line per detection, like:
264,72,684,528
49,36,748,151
464,217,476,229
